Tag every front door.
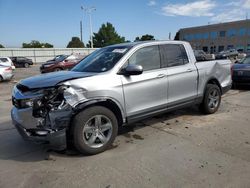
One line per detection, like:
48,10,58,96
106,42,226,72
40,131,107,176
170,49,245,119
121,45,168,119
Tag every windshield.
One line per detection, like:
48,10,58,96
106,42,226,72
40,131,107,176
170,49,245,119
239,56,250,64
52,55,68,61
72,46,131,73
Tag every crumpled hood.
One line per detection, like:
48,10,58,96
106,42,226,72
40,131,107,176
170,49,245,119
19,71,96,89
233,63,250,70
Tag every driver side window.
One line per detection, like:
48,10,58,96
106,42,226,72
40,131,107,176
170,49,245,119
128,45,161,71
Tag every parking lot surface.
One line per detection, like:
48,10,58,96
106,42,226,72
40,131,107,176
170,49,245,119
0,66,250,188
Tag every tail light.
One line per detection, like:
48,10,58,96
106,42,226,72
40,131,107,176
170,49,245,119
5,67,12,71
230,63,233,77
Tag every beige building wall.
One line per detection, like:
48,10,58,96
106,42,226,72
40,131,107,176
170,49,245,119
179,20,250,53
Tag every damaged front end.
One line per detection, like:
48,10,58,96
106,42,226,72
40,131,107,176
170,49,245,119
11,83,85,150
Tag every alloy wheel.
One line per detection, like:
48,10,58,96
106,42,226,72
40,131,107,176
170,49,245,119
82,115,113,148
208,89,219,110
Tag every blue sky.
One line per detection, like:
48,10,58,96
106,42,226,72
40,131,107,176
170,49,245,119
1,0,250,47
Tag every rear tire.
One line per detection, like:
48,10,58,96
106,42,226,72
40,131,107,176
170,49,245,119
232,82,237,89
72,106,118,155
200,84,221,114
0,75,3,82
24,63,29,68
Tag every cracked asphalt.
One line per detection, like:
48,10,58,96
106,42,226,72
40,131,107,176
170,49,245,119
0,66,250,188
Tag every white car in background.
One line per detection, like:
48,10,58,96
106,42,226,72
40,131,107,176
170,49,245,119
0,57,15,70
0,65,13,82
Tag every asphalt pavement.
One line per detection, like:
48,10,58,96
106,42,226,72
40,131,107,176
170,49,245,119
0,66,250,188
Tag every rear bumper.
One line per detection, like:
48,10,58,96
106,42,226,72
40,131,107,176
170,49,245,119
222,84,232,95
2,72,14,80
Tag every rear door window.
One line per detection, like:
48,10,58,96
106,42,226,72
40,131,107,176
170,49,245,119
160,44,189,68
0,58,8,62
17,57,25,61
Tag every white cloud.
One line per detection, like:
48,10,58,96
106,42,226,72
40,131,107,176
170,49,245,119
210,0,250,22
211,8,245,22
161,0,216,17
243,0,250,8
225,1,240,7
159,0,250,23
148,0,156,6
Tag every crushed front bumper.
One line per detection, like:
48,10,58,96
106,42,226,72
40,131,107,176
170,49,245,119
11,107,67,150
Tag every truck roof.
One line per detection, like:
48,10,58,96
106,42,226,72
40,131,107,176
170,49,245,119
109,40,189,48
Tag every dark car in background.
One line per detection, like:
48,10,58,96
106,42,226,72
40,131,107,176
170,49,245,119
10,57,33,68
40,54,84,73
232,56,250,86
216,49,239,59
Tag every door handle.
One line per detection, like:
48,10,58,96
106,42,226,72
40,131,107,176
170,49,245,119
157,74,166,78
186,69,193,72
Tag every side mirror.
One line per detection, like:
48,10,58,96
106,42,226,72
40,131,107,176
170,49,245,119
119,64,143,76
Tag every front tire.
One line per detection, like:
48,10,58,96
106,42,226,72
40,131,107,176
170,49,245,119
54,68,62,72
200,84,221,114
72,106,118,155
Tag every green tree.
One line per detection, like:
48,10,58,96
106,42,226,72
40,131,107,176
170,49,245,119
134,34,155,41
0,44,4,48
66,37,84,48
174,31,180,40
22,40,53,48
43,43,53,48
89,22,125,48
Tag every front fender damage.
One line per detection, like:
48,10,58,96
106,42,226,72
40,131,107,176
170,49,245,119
14,84,122,150
22,85,82,149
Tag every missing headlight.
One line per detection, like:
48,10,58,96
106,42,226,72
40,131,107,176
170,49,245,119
12,97,33,109
32,85,69,118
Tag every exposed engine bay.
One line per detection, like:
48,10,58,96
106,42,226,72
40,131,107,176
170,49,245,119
12,84,87,138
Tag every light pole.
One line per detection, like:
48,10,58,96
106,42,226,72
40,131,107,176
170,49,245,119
81,5,96,48
80,6,86,43
80,20,83,42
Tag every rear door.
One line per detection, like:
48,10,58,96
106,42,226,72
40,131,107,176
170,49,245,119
121,45,168,119
160,44,198,107
17,57,25,65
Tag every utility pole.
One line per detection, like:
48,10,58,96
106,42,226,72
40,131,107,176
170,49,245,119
81,5,96,48
80,20,83,42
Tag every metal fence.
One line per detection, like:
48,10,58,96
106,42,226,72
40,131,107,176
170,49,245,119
0,48,98,63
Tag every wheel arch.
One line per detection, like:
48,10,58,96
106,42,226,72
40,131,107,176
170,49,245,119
73,98,125,127
199,77,222,103
205,77,222,94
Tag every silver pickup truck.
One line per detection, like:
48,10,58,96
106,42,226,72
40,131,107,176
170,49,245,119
11,41,232,154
